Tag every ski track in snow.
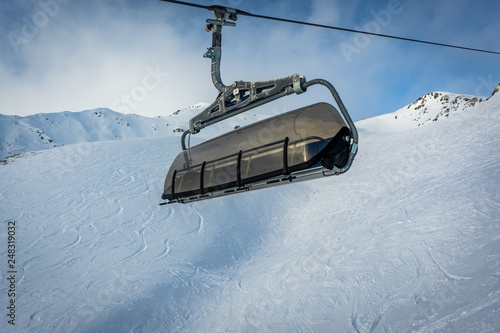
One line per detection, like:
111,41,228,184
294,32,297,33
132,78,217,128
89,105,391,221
1,92,500,332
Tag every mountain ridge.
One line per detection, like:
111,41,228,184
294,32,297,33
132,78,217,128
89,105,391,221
0,105,207,161
357,84,499,134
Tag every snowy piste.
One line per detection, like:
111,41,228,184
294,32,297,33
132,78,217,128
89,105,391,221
1,87,499,332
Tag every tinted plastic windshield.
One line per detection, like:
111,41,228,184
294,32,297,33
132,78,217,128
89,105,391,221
163,102,348,199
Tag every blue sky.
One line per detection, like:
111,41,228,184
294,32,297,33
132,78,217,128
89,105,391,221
1,0,499,121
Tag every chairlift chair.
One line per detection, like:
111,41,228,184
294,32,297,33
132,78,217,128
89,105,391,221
161,5,358,204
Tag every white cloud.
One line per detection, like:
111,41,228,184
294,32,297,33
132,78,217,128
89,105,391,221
308,0,342,25
0,1,212,117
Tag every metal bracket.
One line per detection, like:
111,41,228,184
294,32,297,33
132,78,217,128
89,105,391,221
189,74,306,134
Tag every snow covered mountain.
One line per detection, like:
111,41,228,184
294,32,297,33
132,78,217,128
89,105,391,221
356,89,497,134
0,105,200,161
0,102,268,161
1,85,499,332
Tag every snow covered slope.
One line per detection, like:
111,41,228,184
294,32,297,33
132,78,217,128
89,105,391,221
1,86,499,332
